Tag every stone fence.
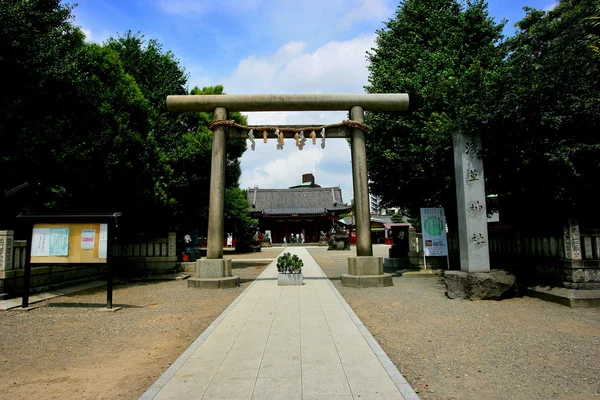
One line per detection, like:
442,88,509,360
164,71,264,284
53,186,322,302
0,230,177,299
413,222,599,288
483,224,599,288
111,232,177,276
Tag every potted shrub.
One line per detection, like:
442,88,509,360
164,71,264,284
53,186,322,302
277,252,304,286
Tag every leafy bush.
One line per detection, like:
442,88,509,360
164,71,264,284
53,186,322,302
390,213,404,223
276,252,303,274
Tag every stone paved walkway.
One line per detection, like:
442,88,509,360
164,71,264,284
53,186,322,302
140,247,419,400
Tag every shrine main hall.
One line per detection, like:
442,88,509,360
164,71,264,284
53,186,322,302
247,173,351,243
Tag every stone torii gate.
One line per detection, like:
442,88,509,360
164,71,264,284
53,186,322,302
167,94,408,288
166,93,492,289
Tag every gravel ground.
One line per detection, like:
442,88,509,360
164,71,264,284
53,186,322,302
2,247,599,400
308,247,600,400
0,263,267,400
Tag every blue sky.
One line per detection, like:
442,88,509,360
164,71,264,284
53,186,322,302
70,0,557,204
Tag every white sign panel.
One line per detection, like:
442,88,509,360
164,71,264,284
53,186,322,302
99,224,108,259
31,228,51,256
420,208,449,256
32,228,70,256
49,228,69,256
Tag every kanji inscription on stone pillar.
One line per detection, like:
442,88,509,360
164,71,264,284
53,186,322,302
453,133,490,273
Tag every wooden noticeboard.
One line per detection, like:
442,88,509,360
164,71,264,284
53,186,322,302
30,223,108,264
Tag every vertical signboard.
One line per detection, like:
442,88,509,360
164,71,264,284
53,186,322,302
420,208,449,256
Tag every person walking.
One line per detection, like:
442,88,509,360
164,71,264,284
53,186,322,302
283,236,287,247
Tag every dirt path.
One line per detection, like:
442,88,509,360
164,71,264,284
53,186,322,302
0,264,266,400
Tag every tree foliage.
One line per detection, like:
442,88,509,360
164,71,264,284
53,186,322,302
0,1,253,236
483,0,600,227
1,0,86,219
365,0,600,228
390,213,405,223
168,84,249,231
365,0,505,227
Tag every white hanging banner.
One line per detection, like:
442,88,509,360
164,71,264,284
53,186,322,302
420,207,448,256
99,224,108,259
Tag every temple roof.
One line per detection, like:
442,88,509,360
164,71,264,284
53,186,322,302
248,187,351,216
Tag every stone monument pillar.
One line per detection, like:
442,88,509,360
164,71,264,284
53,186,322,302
562,219,589,288
0,230,14,271
444,133,517,300
342,106,392,287
453,132,490,273
563,220,582,261
168,232,176,258
189,107,239,289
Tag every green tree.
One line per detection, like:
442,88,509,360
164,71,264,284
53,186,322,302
105,35,251,233
0,4,252,236
365,0,505,227
58,43,153,216
390,213,405,223
0,1,153,228
224,188,258,237
0,0,83,222
104,32,189,230
168,85,249,232
482,0,600,227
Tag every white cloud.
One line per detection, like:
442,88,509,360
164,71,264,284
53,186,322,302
241,140,353,203
340,0,391,29
227,34,375,201
245,147,324,189
224,34,376,95
227,34,376,202
544,2,557,11
81,28,93,41
77,25,111,44
263,0,392,42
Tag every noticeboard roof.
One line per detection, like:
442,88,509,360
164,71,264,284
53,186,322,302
16,212,122,221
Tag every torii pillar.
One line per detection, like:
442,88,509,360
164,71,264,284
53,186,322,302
339,106,393,287
166,94,409,288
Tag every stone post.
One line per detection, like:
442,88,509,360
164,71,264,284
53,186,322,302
453,132,490,273
563,220,582,260
189,108,239,289
349,106,373,257
168,232,176,258
408,226,417,253
342,107,392,287
0,230,14,271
